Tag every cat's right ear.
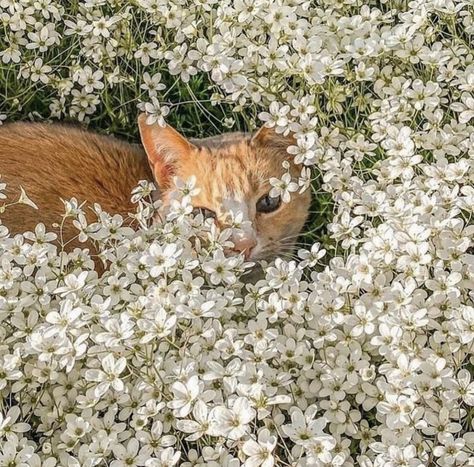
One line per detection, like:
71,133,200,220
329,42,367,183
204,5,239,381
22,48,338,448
251,125,296,150
138,114,195,189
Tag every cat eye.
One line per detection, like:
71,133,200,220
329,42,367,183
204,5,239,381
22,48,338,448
256,193,282,214
192,207,216,220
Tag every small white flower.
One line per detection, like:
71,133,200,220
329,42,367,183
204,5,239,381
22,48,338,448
168,375,201,417
269,173,298,203
451,92,474,123
143,97,170,126
210,397,256,440
242,428,277,467
85,354,127,397
202,250,239,285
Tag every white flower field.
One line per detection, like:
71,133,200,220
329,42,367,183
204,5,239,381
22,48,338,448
0,0,474,465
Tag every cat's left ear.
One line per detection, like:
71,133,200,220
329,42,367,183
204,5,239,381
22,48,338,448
251,125,296,150
138,114,196,189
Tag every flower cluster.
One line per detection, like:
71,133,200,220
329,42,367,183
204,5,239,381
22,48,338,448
1,0,474,466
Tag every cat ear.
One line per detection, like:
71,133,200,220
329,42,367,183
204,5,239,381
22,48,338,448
138,114,196,189
251,125,295,150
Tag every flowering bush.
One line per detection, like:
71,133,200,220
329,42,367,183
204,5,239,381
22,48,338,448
1,0,474,466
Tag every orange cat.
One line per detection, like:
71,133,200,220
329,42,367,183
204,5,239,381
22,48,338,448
0,116,310,261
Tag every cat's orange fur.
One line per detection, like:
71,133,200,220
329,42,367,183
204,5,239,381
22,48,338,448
0,122,152,252
0,117,310,261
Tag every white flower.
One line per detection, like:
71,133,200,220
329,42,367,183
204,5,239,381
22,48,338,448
168,375,201,417
176,400,213,441
17,186,38,209
141,242,182,277
451,92,474,123
269,173,298,203
0,407,30,440
138,307,176,343
258,103,290,128
445,370,474,406
433,434,468,465
136,421,176,456
202,250,239,285
145,447,181,467
64,415,91,440
242,428,277,467
135,42,161,66
77,66,104,93
385,445,423,467
382,126,415,157
85,354,127,397
210,398,256,440
141,72,166,96
45,299,83,336
1,1,474,465
54,271,89,296
91,15,120,38
21,58,52,84
282,406,331,447
111,438,147,467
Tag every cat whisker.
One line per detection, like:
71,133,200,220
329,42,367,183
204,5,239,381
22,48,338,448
270,234,300,244
274,245,298,252
276,252,300,262
254,241,301,263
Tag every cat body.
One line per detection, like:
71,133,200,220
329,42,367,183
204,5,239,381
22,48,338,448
0,118,311,261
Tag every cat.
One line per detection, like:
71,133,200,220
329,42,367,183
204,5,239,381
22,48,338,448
0,115,310,262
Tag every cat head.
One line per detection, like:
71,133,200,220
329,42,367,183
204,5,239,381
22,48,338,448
138,114,310,262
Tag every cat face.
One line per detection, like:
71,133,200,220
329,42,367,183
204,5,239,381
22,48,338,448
138,115,310,261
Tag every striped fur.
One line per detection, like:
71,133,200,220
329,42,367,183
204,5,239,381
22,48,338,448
0,119,311,261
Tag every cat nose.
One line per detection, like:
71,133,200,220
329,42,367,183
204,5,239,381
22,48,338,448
232,236,257,260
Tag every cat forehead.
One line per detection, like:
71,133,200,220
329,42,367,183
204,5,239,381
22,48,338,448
192,132,252,149
177,142,272,186
174,153,265,205
197,140,255,164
